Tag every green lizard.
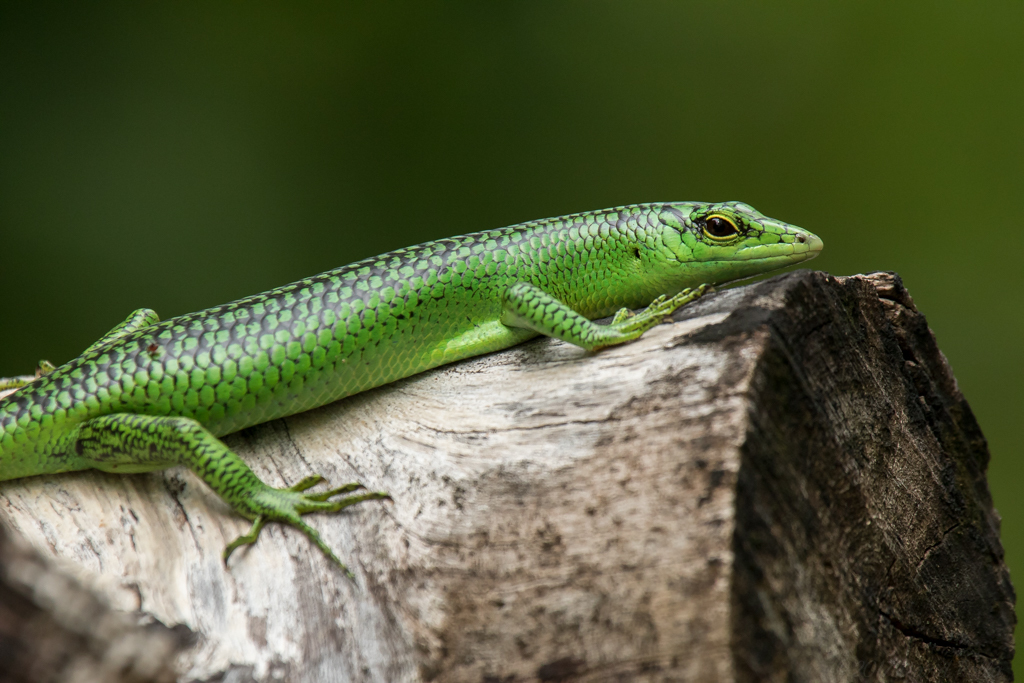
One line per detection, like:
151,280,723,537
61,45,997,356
0,202,822,575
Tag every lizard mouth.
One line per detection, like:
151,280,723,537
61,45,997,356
733,232,823,263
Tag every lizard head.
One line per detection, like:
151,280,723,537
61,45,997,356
655,201,823,286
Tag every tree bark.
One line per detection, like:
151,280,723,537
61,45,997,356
0,271,1014,682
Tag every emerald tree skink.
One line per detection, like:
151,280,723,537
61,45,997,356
0,202,822,574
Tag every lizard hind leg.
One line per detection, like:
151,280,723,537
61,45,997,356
71,413,389,576
83,308,161,355
1,309,160,395
0,374,36,393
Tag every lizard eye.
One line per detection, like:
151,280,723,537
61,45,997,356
704,215,739,239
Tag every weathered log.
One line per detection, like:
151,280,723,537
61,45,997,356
0,271,1013,682
0,523,186,683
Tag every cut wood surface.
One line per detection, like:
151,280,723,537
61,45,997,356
0,271,1014,682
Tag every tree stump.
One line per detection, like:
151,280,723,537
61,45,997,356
0,271,1014,682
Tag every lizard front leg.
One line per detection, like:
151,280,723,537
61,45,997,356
500,282,709,352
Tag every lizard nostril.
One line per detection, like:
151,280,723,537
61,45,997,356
796,234,806,243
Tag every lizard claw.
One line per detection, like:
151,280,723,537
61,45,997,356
611,307,636,325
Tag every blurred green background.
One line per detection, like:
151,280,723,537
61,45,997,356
1,0,1021,667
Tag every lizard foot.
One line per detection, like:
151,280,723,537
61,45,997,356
223,474,391,577
611,284,711,334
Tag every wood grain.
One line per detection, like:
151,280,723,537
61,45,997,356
0,271,1013,682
